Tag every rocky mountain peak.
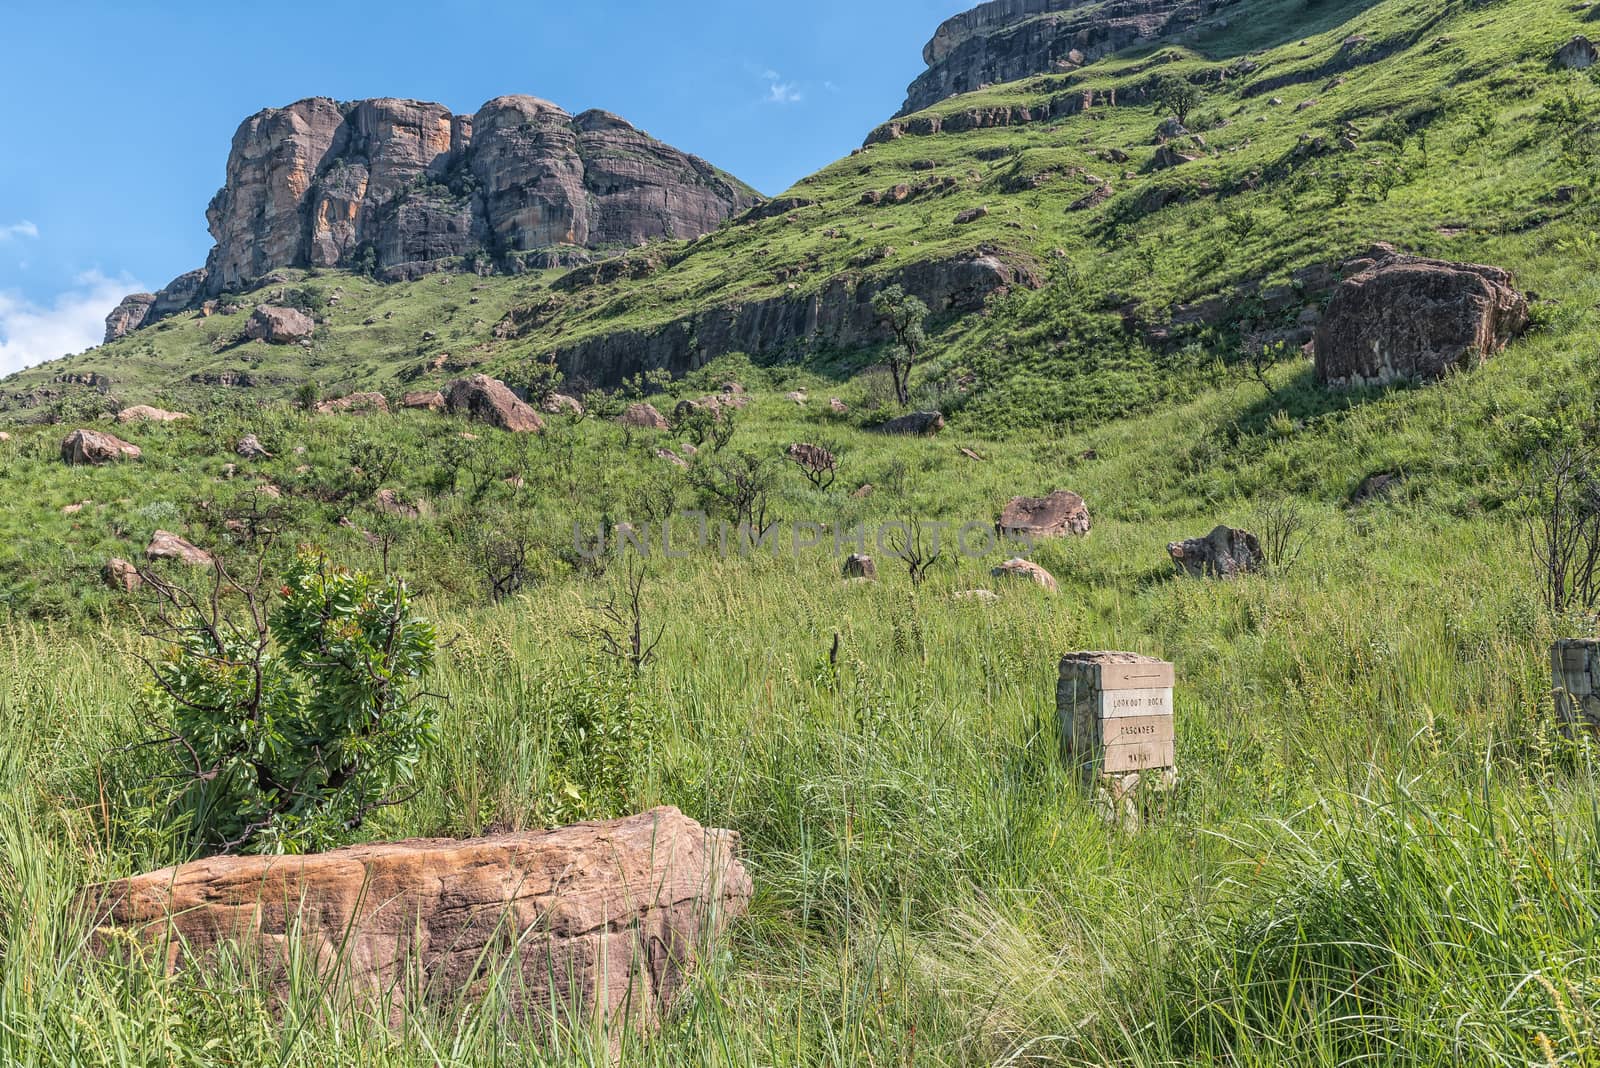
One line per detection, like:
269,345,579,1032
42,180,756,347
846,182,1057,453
107,93,758,342
900,0,1235,116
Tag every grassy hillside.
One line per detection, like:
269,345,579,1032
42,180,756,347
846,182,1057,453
4,0,1600,1064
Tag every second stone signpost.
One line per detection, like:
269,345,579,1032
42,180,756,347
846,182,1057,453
1058,651,1177,826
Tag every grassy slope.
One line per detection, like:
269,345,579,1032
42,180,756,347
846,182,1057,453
4,0,1600,1063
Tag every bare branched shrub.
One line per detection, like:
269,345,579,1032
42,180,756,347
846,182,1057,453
884,516,946,587
585,557,664,670
1526,444,1600,622
785,442,839,491
1257,497,1309,571
693,451,779,534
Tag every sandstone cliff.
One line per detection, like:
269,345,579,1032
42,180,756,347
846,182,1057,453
900,0,1235,116
107,95,758,341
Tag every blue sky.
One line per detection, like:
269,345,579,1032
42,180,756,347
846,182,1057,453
0,0,970,375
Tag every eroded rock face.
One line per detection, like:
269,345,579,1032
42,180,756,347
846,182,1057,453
104,294,157,343
1313,247,1528,389
61,429,141,465
245,305,315,345
88,807,751,1034
1168,525,1262,579
444,374,544,433
999,490,1091,537
901,0,1231,115
191,96,755,298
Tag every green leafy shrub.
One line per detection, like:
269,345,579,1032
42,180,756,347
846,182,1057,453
146,549,438,855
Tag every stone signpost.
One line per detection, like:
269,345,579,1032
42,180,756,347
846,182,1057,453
1552,639,1600,738
1058,651,1176,825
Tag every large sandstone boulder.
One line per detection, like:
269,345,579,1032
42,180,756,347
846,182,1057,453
1558,35,1598,70
315,392,390,415
61,429,141,465
146,531,214,567
89,807,750,1034
1312,247,1528,389
444,375,545,433
1168,526,1263,579
999,491,1091,538
117,405,189,424
618,403,670,430
245,305,315,345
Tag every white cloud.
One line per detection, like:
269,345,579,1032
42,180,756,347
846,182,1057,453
762,70,804,105
0,270,144,378
0,221,39,241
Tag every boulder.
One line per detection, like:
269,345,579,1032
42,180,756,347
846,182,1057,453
655,447,689,468
0,432,10,443
1352,471,1404,505
88,807,750,1035
1313,248,1528,389
1150,145,1199,170
1167,525,1263,579
875,411,946,436
1558,35,1598,70
444,375,545,433
145,531,213,567
61,429,141,465
785,391,809,406
541,393,585,415
244,305,315,345
954,206,989,224
991,558,1058,594
618,403,670,430
316,392,390,415
102,558,142,593
843,554,878,580
373,489,422,519
235,434,273,459
401,390,446,412
999,491,1091,538
829,397,849,414
117,405,189,424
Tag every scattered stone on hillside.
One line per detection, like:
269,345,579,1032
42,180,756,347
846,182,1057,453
61,501,89,516
959,447,986,462
1558,35,1599,70
875,411,946,436
401,390,446,412
656,447,689,468
146,530,213,567
720,381,746,394
87,807,751,1035
785,390,809,405
1000,491,1091,538
444,375,545,433
954,206,989,225
235,434,272,459
1150,144,1199,170
1296,98,1318,111
102,558,142,593
852,484,874,498
1313,246,1529,389
829,397,849,414
0,432,10,443
257,484,282,499
843,554,877,580
316,392,390,415
541,393,584,415
244,305,315,345
954,589,1000,603
1069,184,1114,211
991,557,1058,594
1352,471,1404,505
61,429,141,466
117,405,188,424
618,403,670,430
1168,525,1263,579
373,489,421,519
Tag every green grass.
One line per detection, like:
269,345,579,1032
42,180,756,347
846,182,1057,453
4,0,1600,1062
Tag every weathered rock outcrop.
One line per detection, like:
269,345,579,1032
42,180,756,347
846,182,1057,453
1168,525,1262,579
145,530,213,567
540,251,1038,388
444,374,544,433
245,305,315,345
115,96,754,320
999,490,1091,538
117,405,189,424
1313,246,1528,389
61,429,141,465
900,0,1232,115
88,807,750,1034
